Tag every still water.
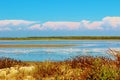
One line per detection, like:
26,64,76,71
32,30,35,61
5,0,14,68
0,40,120,61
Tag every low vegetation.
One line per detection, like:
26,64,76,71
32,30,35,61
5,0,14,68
0,49,119,80
0,57,25,69
0,36,120,40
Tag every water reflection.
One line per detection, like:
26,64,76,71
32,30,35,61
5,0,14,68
0,40,120,61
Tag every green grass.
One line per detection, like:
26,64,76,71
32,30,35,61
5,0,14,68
0,49,119,80
0,36,120,40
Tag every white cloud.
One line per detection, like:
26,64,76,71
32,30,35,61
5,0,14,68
43,22,80,30
102,16,120,28
0,20,35,26
0,20,36,31
0,16,120,31
81,20,103,30
40,17,120,31
29,24,43,30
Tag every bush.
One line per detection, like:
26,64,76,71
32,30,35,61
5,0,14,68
0,57,24,69
0,49,120,80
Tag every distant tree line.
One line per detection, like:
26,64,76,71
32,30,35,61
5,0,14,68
0,36,120,40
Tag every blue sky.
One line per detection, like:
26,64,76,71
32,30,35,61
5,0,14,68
0,0,120,37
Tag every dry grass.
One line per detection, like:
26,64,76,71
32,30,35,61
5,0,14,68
0,57,25,69
0,49,119,80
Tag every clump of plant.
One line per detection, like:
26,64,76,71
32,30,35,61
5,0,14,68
64,54,120,80
0,57,25,69
107,49,120,65
0,49,119,80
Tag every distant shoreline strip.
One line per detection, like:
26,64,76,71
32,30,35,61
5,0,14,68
0,36,120,40
0,44,77,48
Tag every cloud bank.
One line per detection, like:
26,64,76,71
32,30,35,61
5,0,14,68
0,16,120,32
0,20,35,31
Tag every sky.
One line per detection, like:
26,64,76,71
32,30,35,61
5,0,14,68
0,0,120,37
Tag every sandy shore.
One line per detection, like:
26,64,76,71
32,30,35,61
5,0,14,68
0,44,77,48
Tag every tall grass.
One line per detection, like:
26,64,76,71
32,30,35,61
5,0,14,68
32,49,120,80
0,57,24,69
0,49,119,80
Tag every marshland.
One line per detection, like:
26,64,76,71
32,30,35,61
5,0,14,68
1,0,120,79
0,39,120,80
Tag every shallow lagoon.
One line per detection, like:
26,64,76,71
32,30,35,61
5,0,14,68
0,40,120,61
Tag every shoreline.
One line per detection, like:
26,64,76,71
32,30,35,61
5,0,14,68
0,44,77,48
0,36,120,41
0,39,120,42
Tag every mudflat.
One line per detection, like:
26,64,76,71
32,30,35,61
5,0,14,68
0,44,77,48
